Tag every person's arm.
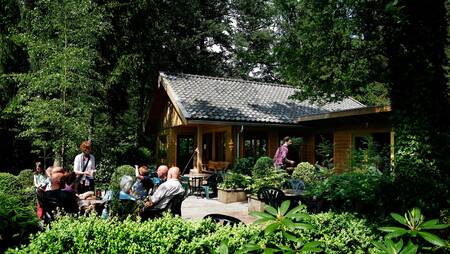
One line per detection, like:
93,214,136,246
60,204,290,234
33,174,38,188
135,165,144,180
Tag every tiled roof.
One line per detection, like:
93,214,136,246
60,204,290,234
160,72,365,124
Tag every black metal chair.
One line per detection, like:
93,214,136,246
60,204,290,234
203,214,242,226
257,187,286,208
191,176,204,197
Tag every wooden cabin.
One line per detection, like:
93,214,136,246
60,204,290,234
148,72,392,174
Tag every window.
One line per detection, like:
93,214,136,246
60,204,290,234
244,134,268,158
352,133,391,172
315,134,334,167
215,132,226,161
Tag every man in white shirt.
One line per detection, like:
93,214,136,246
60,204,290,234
141,167,184,219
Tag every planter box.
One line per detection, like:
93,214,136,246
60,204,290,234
217,188,247,203
248,195,265,212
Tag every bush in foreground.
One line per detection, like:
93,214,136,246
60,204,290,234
8,210,382,254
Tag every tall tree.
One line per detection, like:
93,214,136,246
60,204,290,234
275,0,449,213
16,0,110,167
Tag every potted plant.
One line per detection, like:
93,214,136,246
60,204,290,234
217,172,251,203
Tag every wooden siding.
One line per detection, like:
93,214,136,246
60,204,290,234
162,101,184,129
333,131,352,173
268,131,279,159
303,135,316,164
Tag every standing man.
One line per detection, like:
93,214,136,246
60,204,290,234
273,136,295,170
74,140,95,193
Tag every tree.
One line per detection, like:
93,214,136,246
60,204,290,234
16,0,110,167
275,0,450,213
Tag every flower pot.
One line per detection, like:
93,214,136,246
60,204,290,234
217,188,247,203
248,195,265,212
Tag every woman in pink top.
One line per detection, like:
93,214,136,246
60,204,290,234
273,136,295,169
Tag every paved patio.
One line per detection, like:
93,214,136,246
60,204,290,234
181,196,257,224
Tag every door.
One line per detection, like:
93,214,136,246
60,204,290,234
177,135,195,173
202,133,212,162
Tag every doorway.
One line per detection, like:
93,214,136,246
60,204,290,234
177,135,195,173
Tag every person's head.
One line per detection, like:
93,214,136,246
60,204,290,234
283,136,292,146
138,165,149,176
50,167,65,190
167,167,181,180
157,165,169,180
119,175,133,193
80,140,92,156
35,161,44,174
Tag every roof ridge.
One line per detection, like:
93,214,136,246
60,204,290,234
160,71,295,88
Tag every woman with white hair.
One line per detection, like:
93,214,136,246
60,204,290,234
119,175,136,201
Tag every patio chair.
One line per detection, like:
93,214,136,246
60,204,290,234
140,193,185,220
203,214,242,226
257,187,286,208
191,176,204,197
288,179,305,194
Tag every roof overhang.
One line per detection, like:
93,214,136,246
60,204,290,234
296,105,391,123
186,119,302,128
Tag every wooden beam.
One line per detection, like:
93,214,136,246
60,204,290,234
297,105,391,123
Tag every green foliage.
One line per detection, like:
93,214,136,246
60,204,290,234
375,208,450,252
315,136,334,168
307,171,393,215
252,156,274,178
0,172,23,195
13,0,110,166
292,162,317,186
246,200,321,253
351,136,390,172
298,211,382,254
0,191,39,253
110,165,135,192
218,172,251,190
18,169,34,187
7,214,260,254
233,157,255,176
246,169,289,195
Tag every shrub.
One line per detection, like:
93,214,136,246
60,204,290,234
0,189,38,253
292,162,317,185
18,169,34,187
95,157,116,183
110,165,135,191
306,171,394,216
252,156,274,178
7,214,261,254
232,157,254,176
246,169,289,195
297,211,381,253
218,172,251,189
0,172,23,195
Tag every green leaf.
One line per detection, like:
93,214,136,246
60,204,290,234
244,244,261,252
285,205,306,218
254,217,274,224
289,213,310,221
420,219,449,230
373,241,388,252
265,205,278,216
294,223,313,230
417,231,447,247
379,226,408,233
250,211,275,220
282,231,298,242
263,248,277,254
394,239,403,252
399,241,418,254
279,200,291,215
264,222,279,235
385,230,408,239
391,213,407,226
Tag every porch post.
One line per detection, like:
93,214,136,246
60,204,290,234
196,125,203,172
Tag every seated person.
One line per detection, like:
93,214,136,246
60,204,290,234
154,165,169,185
140,167,184,220
39,167,79,222
62,171,77,193
132,165,153,199
119,175,136,201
